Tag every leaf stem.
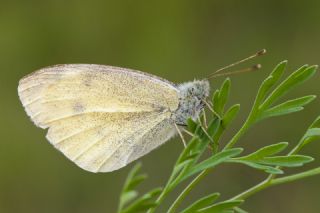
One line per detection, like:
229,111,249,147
223,117,254,150
230,177,271,200
167,170,209,213
147,181,171,213
229,167,320,202
147,170,178,213
271,167,320,185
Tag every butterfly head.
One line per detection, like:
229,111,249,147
173,80,210,125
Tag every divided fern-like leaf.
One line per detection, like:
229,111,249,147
118,163,147,212
182,148,243,181
293,116,320,153
181,193,220,213
119,60,320,213
254,60,287,107
237,142,289,161
222,104,240,128
260,155,313,167
121,188,162,213
198,200,244,213
260,95,316,120
260,65,317,110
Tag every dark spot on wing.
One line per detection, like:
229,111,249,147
73,102,85,112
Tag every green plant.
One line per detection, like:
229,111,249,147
117,61,320,213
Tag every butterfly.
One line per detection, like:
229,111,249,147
18,50,264,173
18,64,212,172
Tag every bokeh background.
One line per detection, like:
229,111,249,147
1,0,320,212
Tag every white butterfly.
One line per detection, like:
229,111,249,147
18,64,210,172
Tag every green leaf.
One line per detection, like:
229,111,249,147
207,117,221,151
182,148,243,181
122,202,157,213
198,200,244,213
230,145,313,172
305,128,320,138
177,138,200,165
270,60,287,81
170,127,218,188
119,163,147,211
300,128,320,148
122,163,146,194
261,65,317,110
237,142,288,161
123,163,143,190
254,76,274,107
120,191,138,210
293,116,320,153
222,104,240,128
187,118,199,133
209,104,240,152
207,117,221,137
216,78,231,115
228,159,283,174
172,158,195,180
126,174,148,192
121,188,162,213
254,61,287,106
212,89,220,113
260,95,316,120
261,155,314,167
181,193,220,213
173,138,202,181
234,207,249,213
310,115,320,128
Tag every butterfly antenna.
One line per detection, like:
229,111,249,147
207,49,266,79
208,64,262,79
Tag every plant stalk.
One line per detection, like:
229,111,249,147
230,177,271,200
271,167,320,185
167,170,209,213
228,167,320,202
223,117,254,150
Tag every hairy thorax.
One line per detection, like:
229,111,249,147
172,80,210,125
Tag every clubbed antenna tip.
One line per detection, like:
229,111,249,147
253,64,262,69
257,49,267,56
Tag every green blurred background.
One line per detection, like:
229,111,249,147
1,0,320,212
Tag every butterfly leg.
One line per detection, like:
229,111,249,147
183,129,194,137
201,109,208,129
203,99,221,120
196,117,218,153
174,123,187,148
197,118,214,144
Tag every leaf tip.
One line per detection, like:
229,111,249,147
311,65,318,70
307,65,318,74
234,147,244,154
305,156,315,163
234,103,241,108
278,142,289,148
